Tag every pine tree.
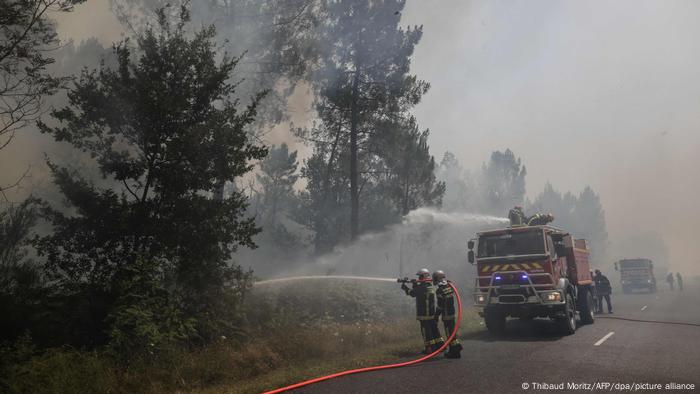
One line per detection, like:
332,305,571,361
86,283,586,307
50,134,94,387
479,149,527,215
375,117,444,215
303,0,429,240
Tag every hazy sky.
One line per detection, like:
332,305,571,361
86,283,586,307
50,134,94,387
403,0,700,273
4,1,698,274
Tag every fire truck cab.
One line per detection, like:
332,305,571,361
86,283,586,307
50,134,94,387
468,225,595,335
615,258,657,294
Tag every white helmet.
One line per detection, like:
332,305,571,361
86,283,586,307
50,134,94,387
416,268,430,278
433,270,446,281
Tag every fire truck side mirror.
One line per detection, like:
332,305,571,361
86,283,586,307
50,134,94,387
467,240,475,250
468,250,475,264
614,262,618,271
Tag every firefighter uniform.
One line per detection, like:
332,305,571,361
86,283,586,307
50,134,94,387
508,206,527,227
593,270,613,313
402,271,444,353
526,213,554,226
435,277,462,358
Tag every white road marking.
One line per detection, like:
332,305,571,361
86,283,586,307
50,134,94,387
641,305,648,311
594,331,615,346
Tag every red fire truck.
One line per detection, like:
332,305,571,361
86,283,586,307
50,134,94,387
468,225,595,335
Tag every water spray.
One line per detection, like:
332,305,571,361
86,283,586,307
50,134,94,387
255,275,397,286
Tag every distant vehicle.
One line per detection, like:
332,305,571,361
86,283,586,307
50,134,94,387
468,225,595,335
614,258,656,294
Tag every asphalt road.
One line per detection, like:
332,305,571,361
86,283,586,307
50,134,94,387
300,280,700,394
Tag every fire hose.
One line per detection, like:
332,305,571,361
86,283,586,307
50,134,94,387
263,282,463,394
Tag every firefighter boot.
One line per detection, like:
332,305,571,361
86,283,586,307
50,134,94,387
445,343,463,358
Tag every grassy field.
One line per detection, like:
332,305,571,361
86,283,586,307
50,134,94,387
1,279,483,394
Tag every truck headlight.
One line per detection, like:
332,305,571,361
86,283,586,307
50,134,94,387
541,291,562,302
475,294,487,304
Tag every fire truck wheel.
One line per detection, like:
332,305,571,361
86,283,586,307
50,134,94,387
578,287,595,325
558,293,577,335
485,309,506,335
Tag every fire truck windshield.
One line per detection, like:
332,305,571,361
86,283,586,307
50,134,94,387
477,231,546,258
620,260,650,268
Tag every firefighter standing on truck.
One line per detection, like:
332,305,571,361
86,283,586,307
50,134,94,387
401,269,445,354
433,270,462,358
508,206,527,226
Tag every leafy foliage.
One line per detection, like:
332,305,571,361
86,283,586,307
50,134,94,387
111,0,321,128
0,0,86,195
35,8,265,350
297,0,438,251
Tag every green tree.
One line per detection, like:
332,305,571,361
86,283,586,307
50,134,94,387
306,0,429,240
252,143,302,252
375,117,444,215
297,143,350,255
35,8,266,351
255,143,299,225
0,199,44,343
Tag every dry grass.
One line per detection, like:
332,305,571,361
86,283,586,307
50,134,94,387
1,281,484,394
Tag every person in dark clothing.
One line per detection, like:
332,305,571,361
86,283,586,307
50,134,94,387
666,272,675,291
526,213,555,226
590,270,601,313
593,269,613,313
508,206,527,226
401,268,444,354
433,270,462,359
676,273,683,291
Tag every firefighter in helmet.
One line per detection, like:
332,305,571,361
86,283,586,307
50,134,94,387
401,268,444,354
593,269,613,313
508,206,527,227
433,270,462,358
527,213,555,226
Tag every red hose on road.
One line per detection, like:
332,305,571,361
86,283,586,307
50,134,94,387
263,282,464,394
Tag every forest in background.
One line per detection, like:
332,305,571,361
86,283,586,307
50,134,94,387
0,1,638,392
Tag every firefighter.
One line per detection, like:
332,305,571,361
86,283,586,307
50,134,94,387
433,270,462,358
590,270,600,313
508,206,527,226
526,213,555,226
401,268,445,354
676,273,683,291
666,272,675,291
593,269,612,313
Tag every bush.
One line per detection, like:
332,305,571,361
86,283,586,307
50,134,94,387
0,337,115,394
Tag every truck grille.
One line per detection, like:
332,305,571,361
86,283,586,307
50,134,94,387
499,295,526,303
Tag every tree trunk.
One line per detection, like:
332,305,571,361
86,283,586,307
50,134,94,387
349,68,360,241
